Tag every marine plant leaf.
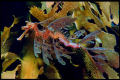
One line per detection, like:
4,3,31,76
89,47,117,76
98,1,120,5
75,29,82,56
1,31,18,57
30,6,46,22
46,2,54,8
18,34,44,79
1,16,20,46
1,52,21,60
75,48,100,79
96,2,111,22
73,2,104,31
93,55,119,79
110,2,119,24
41,2,53,13
1,65,21,79
55,2,79,19
2,59,16,73
44,65,61,79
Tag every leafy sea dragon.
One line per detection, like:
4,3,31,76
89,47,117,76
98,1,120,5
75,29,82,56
17,16,109,65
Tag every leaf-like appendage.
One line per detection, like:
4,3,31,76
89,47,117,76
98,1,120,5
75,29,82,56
79,30,101,43
41,39,72,65
53,42,71,65
86,47,110,54
42,43,53,65
39,16,55,27
47,16,77,32
85,30,101,39
54,45,65,65
34,39,42,57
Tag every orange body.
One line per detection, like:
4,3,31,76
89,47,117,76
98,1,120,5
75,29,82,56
17,21,82,49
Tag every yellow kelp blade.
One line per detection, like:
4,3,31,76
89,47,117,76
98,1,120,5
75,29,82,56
30,2,79,26
1,52,21,72
18,34,44,79
1,65,21,79
1,26,11,46
1,15,21,46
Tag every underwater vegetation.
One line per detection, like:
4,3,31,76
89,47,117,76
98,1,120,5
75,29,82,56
1,1,119,79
